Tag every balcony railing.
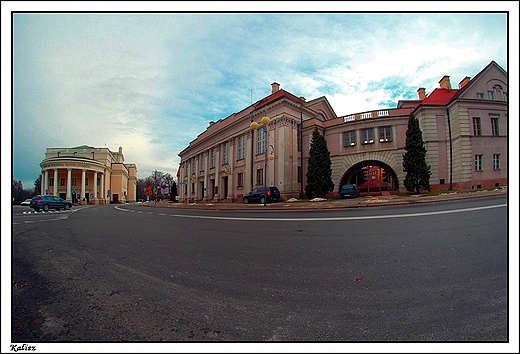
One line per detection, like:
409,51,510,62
342,110,391,123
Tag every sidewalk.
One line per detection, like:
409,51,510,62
143,187,508,211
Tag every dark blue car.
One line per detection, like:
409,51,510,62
30,195,72,212
339,184,360,198
243,186,281,204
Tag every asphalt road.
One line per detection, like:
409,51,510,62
11,196,508,345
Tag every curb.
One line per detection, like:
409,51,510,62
141,190,507,211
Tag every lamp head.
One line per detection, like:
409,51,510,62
261,116,270,126
250,121,259,130
268,154,274,161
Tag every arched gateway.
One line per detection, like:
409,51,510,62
339,160,399,194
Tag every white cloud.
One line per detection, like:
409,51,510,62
7,11,510,187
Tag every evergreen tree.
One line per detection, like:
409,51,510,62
402,113,431,193
34,174,42,195
305,127,334,198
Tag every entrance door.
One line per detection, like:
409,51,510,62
85,193,90,203
113,194,119,203
222,176,228,200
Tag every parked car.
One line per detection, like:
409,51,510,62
21,199,32,206
243,186,281,204
339,184,360,198
29,195,72,212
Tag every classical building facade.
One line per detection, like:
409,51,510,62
39,145,137,204
177,61,507,202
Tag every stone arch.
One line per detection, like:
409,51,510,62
339,159,400,193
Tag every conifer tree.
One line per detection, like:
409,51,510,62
305,127,334,198
402,113,431,193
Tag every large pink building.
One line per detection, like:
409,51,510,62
178,61,507,202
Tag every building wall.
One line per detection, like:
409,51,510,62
178,63,507,200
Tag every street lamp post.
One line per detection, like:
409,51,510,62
250,114,274,206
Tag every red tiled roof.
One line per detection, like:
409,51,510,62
254,89,305,110
421,88,460,105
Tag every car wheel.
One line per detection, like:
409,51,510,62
243,198,249,204
260,196,266,204
43,204,50,212
64,204,71,210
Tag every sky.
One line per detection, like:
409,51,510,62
3,3,517,191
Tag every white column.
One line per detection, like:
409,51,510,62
203,152,209,201
81,169,86,203
67,169,72,201
214,147,220,200
41,171,46,195
54,170,59,196
94,171,98,199
101,172,105,204
228,142,235,200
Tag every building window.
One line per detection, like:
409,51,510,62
343,130,356,146
361,128,374,144
472,117,481,136
440,179,445,185
86,178,89,186
298,166,302,183
256,168,264,185
491,117,499,136
257,126,266,154
379,126,392,142
200,153,205,170
237,172,244,188
49,178,54,186
72,177,77,186
475,155,483,171
503,92,507,101
477,92,484,99
488,91,495,100
97,177,100,186
493,154,501,170
223,142,229,164
210,149,215,168
237,135,245,160
60,178,66,186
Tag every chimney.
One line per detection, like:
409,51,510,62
271,82,280,94
417,88,426,100
439,75,451,90
458,76,471,88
